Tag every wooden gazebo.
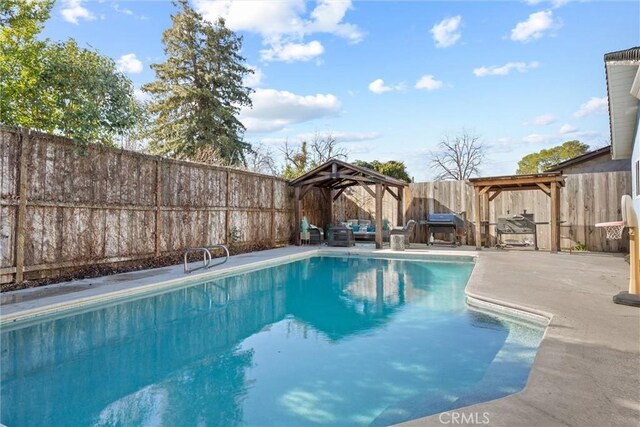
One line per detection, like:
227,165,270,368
469,173,565,253
290,160,409,249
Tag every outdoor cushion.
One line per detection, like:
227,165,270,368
367,226,375,232
352,225,360,232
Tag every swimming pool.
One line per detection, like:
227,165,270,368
1,255,545,426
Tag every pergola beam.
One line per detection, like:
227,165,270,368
293,174,332,187
385,186,399,200
537,182,551,196
329,182,359,191
479,186,492,196
299,184,315,199
472,175,564,187
488,189,502,202
362,185,376,198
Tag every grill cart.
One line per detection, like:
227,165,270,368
426,213,465,247
496,212,537,250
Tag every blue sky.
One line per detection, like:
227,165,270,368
43,0,639,180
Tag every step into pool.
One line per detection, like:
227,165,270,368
1,255,545,426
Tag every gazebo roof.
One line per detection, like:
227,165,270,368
289,159,409,189
468,172,565,191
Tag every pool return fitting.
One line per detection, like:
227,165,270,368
184,245,229,274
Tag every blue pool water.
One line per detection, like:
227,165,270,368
1,256,544,426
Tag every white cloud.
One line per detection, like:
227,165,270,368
195,0,362,62
112,3,134,16
195,0,305,37
430,16,462,48
523,133,555,144
306,0,364,43
260,41,324,62
61,0,96,24
240,88,341,133
116,54,143,74
261,131,381,146
415,75,444,91
527,114,557,126
574,96,608,118
368,78,404,94
510,10,559,42
525,0,571,8
559,124,577,134
523,129,600,145
299,131,381,143
473,61,539,77
244,66,264,88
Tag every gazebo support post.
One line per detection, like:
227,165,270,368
550,181,560,253
483,191,490,248
324,188,334,228
375,183,383,249
474,186,482,250
397,186,404,226
294,187,301,246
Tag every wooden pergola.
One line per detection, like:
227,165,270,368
469,173,566,253
290,160,409,249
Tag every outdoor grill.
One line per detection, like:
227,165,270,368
496,212,537,249
426,213,465,246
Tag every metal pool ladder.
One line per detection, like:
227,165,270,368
184,245,229,274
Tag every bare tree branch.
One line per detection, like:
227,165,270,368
308,131,348,167
245,142,278,175
429,130,485,181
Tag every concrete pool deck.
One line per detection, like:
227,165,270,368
1,245,639,426
403,247,640,427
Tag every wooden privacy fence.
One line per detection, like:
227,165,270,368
0,127,294,284
0,126,631,284
334,173,631,252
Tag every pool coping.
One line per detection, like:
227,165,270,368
0,246,478,326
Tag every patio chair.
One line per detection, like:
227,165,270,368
390,220,417,248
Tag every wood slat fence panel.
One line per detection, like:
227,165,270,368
0,127,294,284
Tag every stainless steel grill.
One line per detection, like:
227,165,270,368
426,213,465,246
496,212,537,249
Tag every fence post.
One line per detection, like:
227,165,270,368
14,128,30,283
154,159,162,257
225,169,230,245
271,177,276,245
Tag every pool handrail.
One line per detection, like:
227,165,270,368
183,245,229,273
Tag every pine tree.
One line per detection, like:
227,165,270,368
143,0,253,166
